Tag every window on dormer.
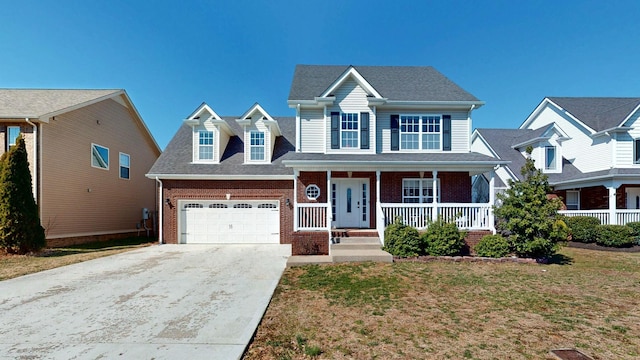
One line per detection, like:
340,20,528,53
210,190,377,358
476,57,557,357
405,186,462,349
250,130,265,161
198,130,214,161
545,146,556,170
341,113,358,148
400,115,441,150
634,139,640,164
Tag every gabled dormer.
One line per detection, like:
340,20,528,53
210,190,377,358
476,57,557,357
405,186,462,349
184,103,233,164
512,123,570,174
236,103,281,164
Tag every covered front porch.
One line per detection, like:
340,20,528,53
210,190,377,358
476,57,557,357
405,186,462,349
555,181,640,225
288,167,501,246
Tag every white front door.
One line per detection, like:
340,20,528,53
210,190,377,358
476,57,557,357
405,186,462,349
333,179,369,228
626,188,640,209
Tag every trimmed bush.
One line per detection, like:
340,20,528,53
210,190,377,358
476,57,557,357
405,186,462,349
420,217,466,256
625,221,640,245
383,217,421,257
595,225,635,247
475,234,510,258
565,216,600,243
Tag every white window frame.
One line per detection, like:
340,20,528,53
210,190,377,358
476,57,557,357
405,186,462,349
400,114,441,151
198,130,214,161
119,152,130,180
249,130,266,161
565,190,579,210
340,113,359,148
402,179,440,203
91,143,109,170
634,139,640,164
7,126,20,151
545,146,556,170
305,184,321,200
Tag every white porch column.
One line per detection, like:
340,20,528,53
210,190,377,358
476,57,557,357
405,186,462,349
376,170,383,243
432,170,438,222
488,170,496,233
327,170,332,229
609,186,617,225
293,170,299,231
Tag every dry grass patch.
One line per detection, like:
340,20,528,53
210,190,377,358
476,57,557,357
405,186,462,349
0,237,156,280
244,247,640,359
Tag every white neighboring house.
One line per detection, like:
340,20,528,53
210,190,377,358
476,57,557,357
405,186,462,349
472,97,640,225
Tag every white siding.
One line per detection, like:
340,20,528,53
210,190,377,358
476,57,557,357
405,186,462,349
525,103,612,173
617,109,640,167
326,78,374,154
451,111,470,152
300,109,324,153
244,120,271,164
192,123,219,163
471,134,496,157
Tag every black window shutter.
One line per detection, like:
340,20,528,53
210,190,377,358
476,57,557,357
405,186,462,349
442,115,451,151
331,112,340,149
390,114,399,151
360,112,370,149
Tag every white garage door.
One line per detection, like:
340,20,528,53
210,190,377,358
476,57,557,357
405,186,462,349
179,200,280,244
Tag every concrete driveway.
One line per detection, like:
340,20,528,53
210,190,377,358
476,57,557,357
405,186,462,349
0,244,290,359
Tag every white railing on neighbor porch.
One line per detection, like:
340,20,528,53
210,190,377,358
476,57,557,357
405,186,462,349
380,203,493,230
559,209,640,225
296,203,329,230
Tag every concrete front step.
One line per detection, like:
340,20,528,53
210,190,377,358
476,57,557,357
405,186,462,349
287,255,333,266
333,237,381,244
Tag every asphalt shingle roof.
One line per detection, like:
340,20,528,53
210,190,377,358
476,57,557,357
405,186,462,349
547,97,640,132
0,89,121,118
288,65,480,102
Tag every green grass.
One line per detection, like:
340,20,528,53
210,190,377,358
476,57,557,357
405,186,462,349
245,247,640,359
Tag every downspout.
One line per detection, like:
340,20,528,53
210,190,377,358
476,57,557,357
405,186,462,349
155,177,163,244
25,118,38,205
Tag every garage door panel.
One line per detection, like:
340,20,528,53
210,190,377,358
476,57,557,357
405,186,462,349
180,200,280,244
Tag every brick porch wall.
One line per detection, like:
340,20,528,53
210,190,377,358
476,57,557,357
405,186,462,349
291,231,329,255
553,185,628,210
162,179,294,245
464,230,492,255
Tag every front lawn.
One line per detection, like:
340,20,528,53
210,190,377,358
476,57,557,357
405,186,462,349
0,236,156,280
244,247,640,359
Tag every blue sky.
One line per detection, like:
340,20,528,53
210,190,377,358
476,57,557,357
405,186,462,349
1,0,639,149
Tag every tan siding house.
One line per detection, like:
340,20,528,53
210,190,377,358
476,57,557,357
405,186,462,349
0,89,161,245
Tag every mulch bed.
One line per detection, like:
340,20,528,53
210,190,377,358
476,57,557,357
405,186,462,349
393,255,537,264
566,241,640,253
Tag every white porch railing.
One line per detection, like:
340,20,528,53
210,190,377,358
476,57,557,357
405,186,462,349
380,203,493,230
559,209,640,225
296,203,329,230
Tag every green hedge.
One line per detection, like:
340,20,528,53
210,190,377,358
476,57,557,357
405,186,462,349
475,235,511,258
383,217,422,257
420,218,466,256
626,222,640,245
565,216,600,243
595,225,635,247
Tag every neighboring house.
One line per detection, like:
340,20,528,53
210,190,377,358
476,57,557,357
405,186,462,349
0,89,161,246
147,65,506,255
472,97,640,225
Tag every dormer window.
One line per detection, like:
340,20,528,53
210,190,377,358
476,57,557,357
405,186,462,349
545,146,556,170
198,130,214,161
250,131,265,161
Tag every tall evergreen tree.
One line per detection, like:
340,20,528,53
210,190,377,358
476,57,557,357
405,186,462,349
494,147,567,259
0,135,45,254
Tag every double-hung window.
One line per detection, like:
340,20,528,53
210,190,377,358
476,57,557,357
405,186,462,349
565,190,579,210
341,113,358,148
119,153,130,179
250,131,265,161
7,126,20,150
545,146,556,170
402,179,440,203
198,130,214,161
400,115,441,150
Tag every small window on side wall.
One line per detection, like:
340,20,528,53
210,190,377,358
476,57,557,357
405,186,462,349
634,139,640,164
119,153,130,179
565,190,579,210
7,126,20,151
91,144,109,169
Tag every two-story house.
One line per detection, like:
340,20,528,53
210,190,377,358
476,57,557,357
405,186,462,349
147,65,506,255
472,97,640,225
